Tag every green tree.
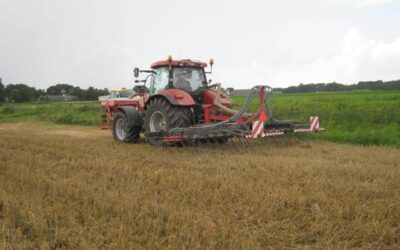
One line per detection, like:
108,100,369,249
35,89,46,99
86,86,97,100
5,84,36,102
9,89,22,102
46,84,75,95
0,78,4,102
70,87,83,99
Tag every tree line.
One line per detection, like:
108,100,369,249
0,80,109,103
1,78,399,103
274,80,400,93
45,84,109,101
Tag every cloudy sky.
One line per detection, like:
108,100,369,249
1,0,400,90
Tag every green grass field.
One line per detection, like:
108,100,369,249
233,90,400,146
0,101,102,126
1,90,399,146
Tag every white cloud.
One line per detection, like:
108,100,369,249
325,0,397,7
219,28,400,88
1,1,399,90
291,28,400,83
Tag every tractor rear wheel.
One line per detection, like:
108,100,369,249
112,112,141,143
144,98,191,146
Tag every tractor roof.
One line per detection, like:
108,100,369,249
151,59,208,69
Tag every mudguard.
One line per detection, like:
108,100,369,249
202,89,232,106
117,106,142,127
147,89,196,106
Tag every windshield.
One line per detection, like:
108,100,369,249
120,89,134,98
110,89,133,98
173,67,206,92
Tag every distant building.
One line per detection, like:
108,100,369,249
98,95,110,101
230,89,251,96
45,95,77,102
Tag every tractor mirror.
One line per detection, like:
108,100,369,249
133,68,140,78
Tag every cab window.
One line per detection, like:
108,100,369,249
151,67,169,95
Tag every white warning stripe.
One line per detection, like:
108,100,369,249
294,127,325,133
294,128,311,132
245,130,285,138
262,131,285,137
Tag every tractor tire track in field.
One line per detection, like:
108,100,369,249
0,122,399,249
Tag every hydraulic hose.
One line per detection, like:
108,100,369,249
170,85,263,133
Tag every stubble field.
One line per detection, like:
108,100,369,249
0,122,399,249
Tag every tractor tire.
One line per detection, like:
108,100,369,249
144,98,191,146
112,112,141,143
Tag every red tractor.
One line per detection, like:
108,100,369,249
100,56,323,146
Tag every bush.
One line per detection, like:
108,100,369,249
1,106,16,114
76,105,100,112
55,113,75,124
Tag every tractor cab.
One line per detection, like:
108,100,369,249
150,66,207,95
148,58,209,96
133,57,217,118
133,57,234,122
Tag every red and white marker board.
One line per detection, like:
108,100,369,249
251,120,264,138
310,116,320,132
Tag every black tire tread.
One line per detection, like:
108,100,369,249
144,98,191,146
112,112,141,143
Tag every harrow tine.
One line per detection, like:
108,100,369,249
196,138,204,152
244,137,251,149
236,136,246,153
257,137,266,153
257,136,264,146
190,139,198,150
184,140,193,153
190,141,198,154
259,136,266,148
230,137,240,153
195,139,200,148
228,138,235,153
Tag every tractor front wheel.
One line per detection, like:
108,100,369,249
112,112,141,143
144,98,191,146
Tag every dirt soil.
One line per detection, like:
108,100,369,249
0,122,399,249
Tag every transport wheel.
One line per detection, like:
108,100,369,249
112,112,141,143
144,98,191,146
